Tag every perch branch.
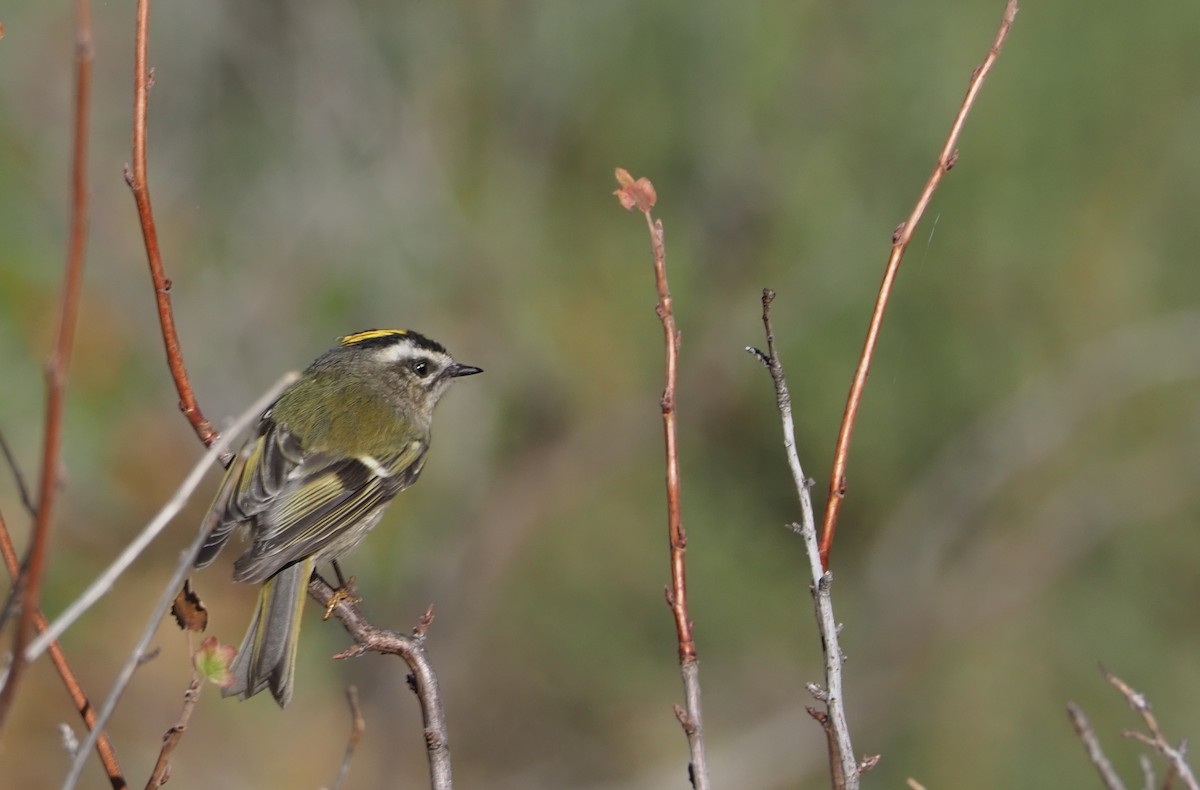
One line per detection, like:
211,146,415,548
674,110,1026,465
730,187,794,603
748,289,869,789
818,0,1019,569
615,168,711,789
125,0,216,447
311,579,452,790
0,0,94,734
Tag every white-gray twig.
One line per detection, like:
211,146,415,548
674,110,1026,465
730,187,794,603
1066,701,1127,790
749,289,866,788
27,374,295,663
59,372,297,790
1104,668,1199,790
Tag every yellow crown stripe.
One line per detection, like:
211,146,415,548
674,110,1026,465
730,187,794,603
340,329,408,346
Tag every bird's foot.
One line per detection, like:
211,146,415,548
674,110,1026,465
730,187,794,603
323,576,360,620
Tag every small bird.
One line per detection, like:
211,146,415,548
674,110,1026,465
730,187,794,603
194,329,481,707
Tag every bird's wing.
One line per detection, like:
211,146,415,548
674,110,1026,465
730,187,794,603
195,411,305,569
230,437,428,584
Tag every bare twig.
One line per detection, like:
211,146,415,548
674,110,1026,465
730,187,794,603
748,290,866,789
1139,755,1157,790
1067,701,1127,790
28,374,297,663
1103,668,1199,790
0,433,36,517
144,677,202,790
614,168,710,789
311,577,452,790
0,0,94,734
0,510,127,789
328,685,367,790
59,375,294,790
818,0,1019,569
125,0,216,447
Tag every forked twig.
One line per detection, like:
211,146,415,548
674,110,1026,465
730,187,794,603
615,168,711,789
818,0,1020,569
1103,667,1198,790
312,581,452,790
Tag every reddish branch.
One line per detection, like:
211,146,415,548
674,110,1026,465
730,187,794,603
0,0,94,734
125,0,216,447
615,168,710,790
145,677,202,789
0,512,127,789
818,0,1020,568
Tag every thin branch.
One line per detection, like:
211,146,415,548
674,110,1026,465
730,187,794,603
614,168,711,790
818,0,1019,569
0,510,127,789
0,0,94,734
1103,667,1199,790
59,374,295,790
328,685,367,790
311,579,453,790
1141,755,1157,790
0,432,36,517
144,676,202,790
1067,701,1128,790
748,289,866,789
125,0,216,447
27,373,297,663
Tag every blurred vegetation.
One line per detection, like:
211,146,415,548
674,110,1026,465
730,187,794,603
2,1,1200,788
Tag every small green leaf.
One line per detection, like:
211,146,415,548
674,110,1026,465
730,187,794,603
193,636,237,689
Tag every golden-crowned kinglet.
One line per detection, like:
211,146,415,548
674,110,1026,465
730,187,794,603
194,329,481,707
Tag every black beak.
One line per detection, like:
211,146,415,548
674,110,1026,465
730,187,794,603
447,363,483,378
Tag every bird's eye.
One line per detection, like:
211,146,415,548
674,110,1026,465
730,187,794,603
410,358,432,377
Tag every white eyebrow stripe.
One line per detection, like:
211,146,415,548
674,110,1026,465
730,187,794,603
375,343,420,364
374,343,452,368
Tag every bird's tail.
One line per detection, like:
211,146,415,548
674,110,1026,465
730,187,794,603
225,557,314,708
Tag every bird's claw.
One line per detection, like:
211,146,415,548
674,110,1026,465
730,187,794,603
323,576,360,620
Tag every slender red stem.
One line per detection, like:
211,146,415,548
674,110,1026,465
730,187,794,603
126,0,216,447
614,168,710,789
0,0,94,733
819,0,1020,569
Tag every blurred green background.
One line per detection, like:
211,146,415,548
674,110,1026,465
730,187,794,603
3,1,1200,787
